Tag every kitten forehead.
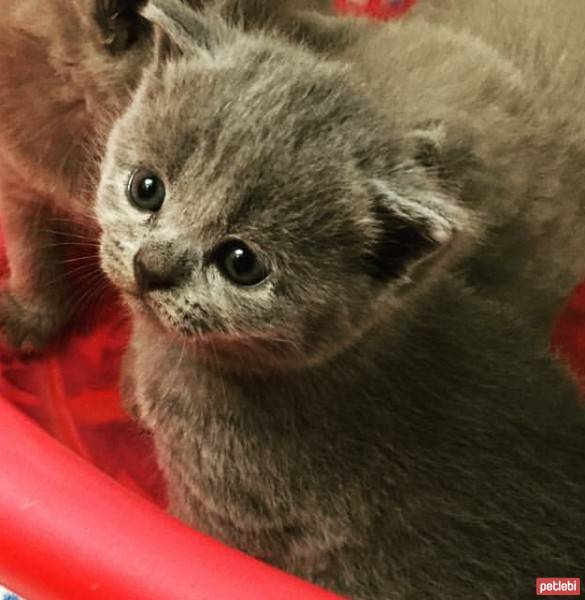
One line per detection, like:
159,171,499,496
114,33,400,204
99,43,391,257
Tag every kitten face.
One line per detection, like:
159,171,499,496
97,0,472,371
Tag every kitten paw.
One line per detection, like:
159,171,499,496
0,290,66,353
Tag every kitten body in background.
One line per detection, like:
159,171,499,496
0,0,331,352
0,0,154,350
97,1,585,598
304,0,585,341
407,0,585,339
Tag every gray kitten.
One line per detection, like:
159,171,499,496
97,1,585,599
0,0,330,352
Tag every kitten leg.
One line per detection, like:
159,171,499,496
0,192,70,353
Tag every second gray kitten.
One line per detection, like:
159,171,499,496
0,0,153,351
97,1,585,599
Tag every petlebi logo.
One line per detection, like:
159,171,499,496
536,578,581,596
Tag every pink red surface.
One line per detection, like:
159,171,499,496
335,0,416,19
1,0,585,597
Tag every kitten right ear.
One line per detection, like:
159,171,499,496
364,180,472,285
142,0,212,62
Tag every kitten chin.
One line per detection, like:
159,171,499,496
128,294,316,373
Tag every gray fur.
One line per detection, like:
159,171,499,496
97,1,585,598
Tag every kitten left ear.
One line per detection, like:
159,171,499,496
365,180,470,283
94,0,151,53
141,0,213,63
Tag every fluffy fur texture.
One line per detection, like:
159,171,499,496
97,1,585,598
0,0,330,352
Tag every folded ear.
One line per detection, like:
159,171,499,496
141,0,214,63
364,179,471,284
94,0,151,53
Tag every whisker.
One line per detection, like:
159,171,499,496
57,255,100,266
70,269,107,286
43,263,102,288
166,337,188,400
64,263,102,277
210,340,229,403
44,241,101,249
47,216,98,227
41,228,99,241
66,277,110,321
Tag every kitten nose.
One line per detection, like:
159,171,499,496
133,246,188,293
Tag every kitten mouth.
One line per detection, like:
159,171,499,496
125,292,237,340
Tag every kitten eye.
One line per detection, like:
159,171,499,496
127,169,165,212
214,240,269,287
